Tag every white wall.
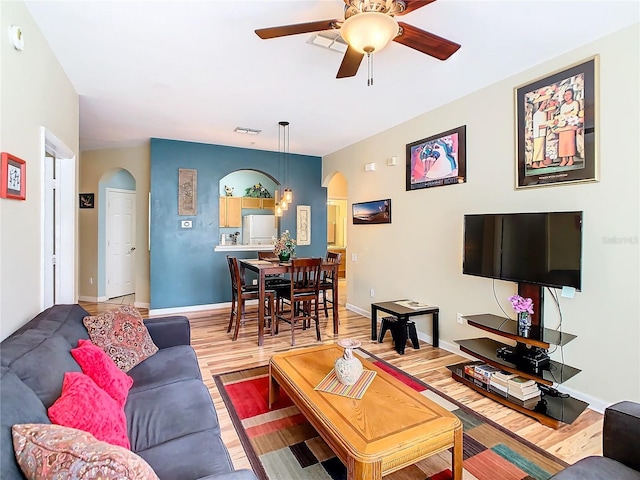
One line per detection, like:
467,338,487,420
324,25,640,406
0,1,79,340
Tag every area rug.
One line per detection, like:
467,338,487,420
214,349,568,480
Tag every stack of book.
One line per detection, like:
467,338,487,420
488,370,515,398
463,363,500,390
506,376,541,409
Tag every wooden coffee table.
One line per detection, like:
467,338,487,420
269,344,462,480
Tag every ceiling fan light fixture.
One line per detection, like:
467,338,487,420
340,12,398,54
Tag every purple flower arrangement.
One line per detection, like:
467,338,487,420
508,295,534,315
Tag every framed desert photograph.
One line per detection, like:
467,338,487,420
406,126,466,191
352,199,391,225
515,56,599,189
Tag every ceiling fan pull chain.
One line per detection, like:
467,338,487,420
367,52,373,86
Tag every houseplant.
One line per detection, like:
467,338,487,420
273,230,296,262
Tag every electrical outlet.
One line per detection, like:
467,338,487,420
351,253,357,262
89,277,93,285
456,313,463,324
252,279,257,285
370,288,375,298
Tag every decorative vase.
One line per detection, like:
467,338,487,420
518,312,531,337
334,339,363,386
278,251,291,262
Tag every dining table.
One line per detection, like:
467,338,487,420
238,258,340,346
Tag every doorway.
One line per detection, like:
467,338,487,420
42,128,75,309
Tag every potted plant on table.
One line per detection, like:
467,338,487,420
273,230,296,262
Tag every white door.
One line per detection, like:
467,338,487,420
43,154,60,307
105,188,136,299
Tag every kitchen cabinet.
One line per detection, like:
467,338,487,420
219,196,242,227
241,197,275,210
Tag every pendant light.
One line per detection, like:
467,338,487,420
278,121,293,210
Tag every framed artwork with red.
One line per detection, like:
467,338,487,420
1,152,26,200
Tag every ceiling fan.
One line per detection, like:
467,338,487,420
255,0,461,81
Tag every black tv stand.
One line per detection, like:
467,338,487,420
450,313,588,428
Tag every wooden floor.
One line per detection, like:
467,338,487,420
80,296,603,471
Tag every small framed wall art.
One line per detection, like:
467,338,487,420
352,199,391,225
515,56,598,189
178,168,198,216
1,152,26,200
296,205,311,245
406,126,466,191
79,193,95,208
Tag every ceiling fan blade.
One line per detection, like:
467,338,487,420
394,22,460,60
397,0,438,16
255,20,339,39
336,46,365,78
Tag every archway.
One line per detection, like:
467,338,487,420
98,168,137,303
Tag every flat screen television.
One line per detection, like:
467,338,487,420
463,211,583,291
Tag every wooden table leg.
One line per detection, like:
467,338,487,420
452,425,463,480
347,456,382,480
268,367,280,409
258,271,265,346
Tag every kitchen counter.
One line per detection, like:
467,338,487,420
214,244,274,252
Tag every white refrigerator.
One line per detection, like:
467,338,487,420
242,215,277,245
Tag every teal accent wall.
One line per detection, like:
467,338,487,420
150,138,326,309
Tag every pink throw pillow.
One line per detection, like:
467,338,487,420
48,372,130,449
72,339,134,407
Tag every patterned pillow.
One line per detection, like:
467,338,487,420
12,424,159,480
83,305,158,372
71,339,134,407
48,372,130,449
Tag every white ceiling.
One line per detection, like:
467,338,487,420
24,0,639,157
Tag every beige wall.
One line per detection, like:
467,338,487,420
79,145,150,305
324,25,640,405
0,2,79,340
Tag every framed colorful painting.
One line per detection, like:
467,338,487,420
515,56,599,189
1,152,26,200
406,126,466,191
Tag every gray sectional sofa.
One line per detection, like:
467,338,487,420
549,401,640,480
0,304,257,480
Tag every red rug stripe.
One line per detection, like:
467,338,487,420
246,413,308,438
373,361,426,392
225,376,293,419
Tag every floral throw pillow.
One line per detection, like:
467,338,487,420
83,305,158,372
12,424,159,480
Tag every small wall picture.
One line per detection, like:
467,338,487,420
79,193,95,209
1,152,26,200
352,199,391,225
406,126,467,191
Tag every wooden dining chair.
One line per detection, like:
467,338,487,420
226,255,275,341
319,251,341,318
274,257,322,346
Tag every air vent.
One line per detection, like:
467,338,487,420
234,127,261,135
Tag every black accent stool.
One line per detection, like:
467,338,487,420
378,316,420,355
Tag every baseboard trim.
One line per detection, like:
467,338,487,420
134,301,150,309
77,295,108,303
149,302,232,317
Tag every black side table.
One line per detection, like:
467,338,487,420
371,300,440,350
